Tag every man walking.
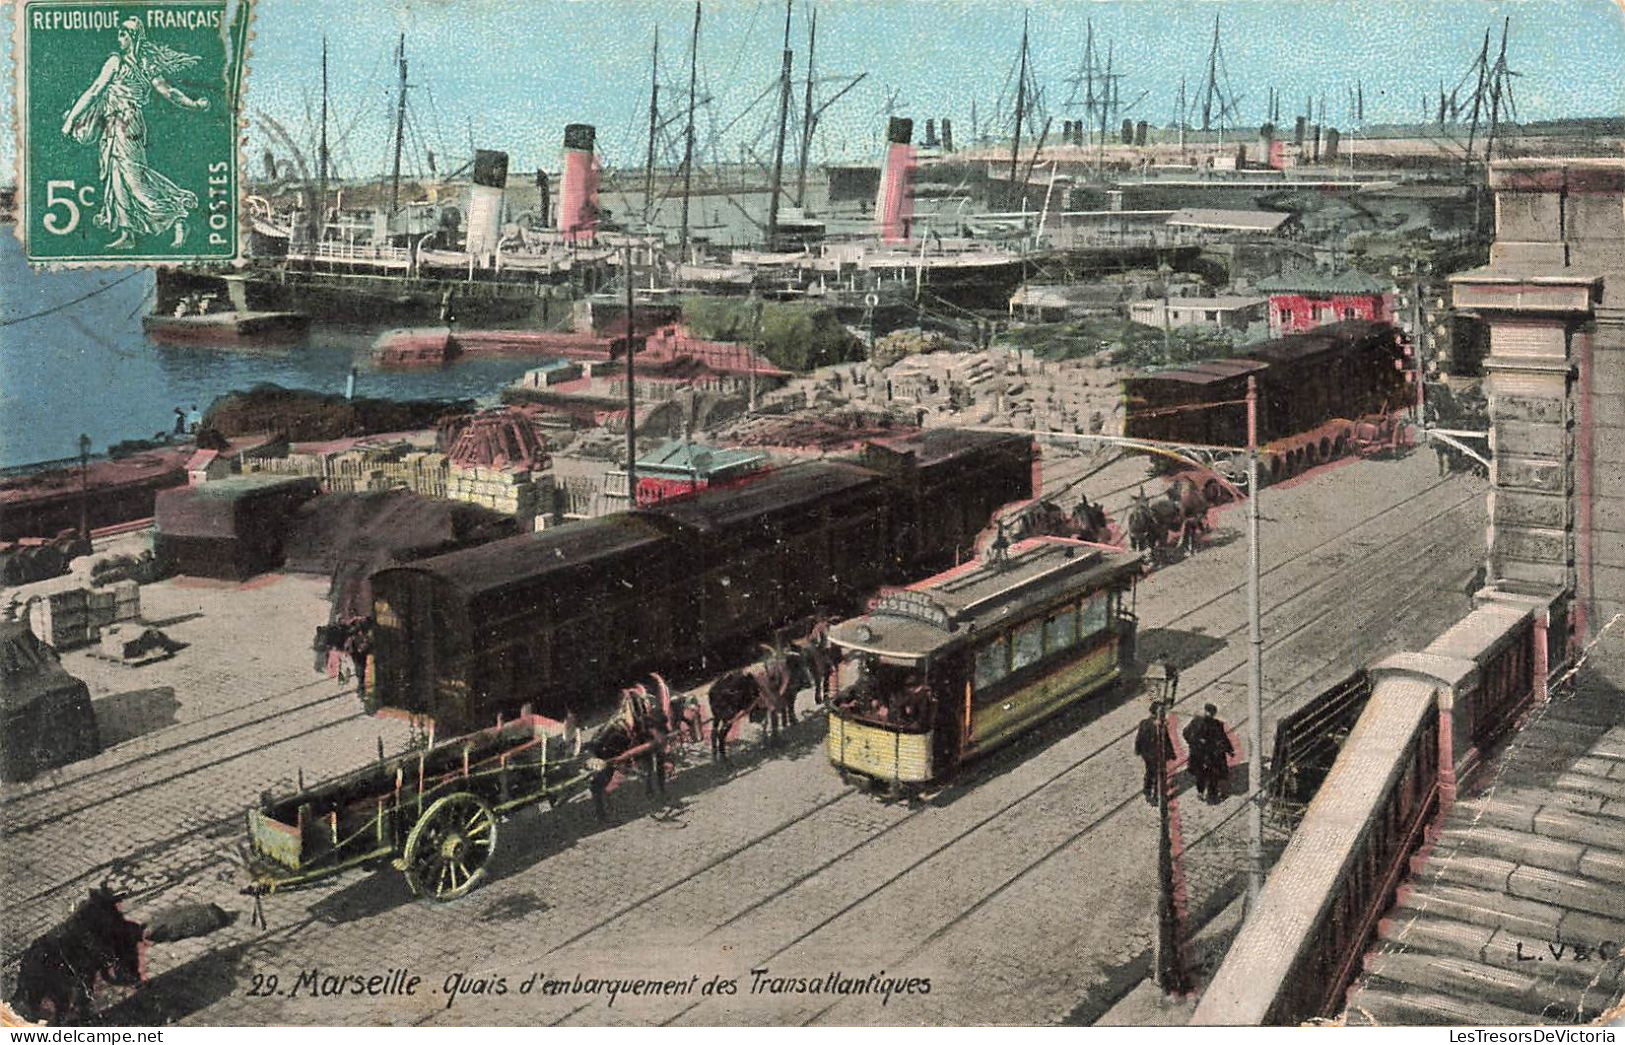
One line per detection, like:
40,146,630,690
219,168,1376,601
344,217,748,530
1135,700,1175,805
1183,704,1236,803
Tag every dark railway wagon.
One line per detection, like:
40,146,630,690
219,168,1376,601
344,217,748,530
366,430,1035,732
1123,321,1411,478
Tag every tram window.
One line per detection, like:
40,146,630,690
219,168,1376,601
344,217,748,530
1081,592,1110,637
974,638,1009,691
1044,606,1078,653
1012,620,1044,671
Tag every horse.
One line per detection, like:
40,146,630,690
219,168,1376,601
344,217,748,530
586,686,669,821
1166,477,1211,543
706,669,758,765
788,622,835,707
8,885,145,1024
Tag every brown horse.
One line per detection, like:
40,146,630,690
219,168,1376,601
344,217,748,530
586,686,669,820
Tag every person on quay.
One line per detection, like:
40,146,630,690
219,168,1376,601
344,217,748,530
1183,703,1235,803
1134,700,1175,805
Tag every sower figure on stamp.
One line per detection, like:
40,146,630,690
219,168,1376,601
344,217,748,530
1182,703,1235,804
1134,700,1175,805
60,18,210,249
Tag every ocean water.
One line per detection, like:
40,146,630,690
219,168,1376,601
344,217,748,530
0,228,554,469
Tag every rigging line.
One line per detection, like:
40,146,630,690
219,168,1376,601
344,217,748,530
1,271,143,329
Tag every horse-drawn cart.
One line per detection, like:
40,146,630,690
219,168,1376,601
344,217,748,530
242,712,625,903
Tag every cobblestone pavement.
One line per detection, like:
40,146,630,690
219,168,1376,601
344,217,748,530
1,451,1488,1026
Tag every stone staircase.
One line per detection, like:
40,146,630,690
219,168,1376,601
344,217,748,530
1344,673,1625,1025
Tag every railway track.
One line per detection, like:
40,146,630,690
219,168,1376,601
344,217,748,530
296,470,1473,1026
520,481,1484,1026
4,461,1481,1016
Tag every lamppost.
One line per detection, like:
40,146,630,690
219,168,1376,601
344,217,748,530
1151,660,1189,996
1391,258,1432,425
1158,259,1174,362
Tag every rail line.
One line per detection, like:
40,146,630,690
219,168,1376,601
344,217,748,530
5,469,1478,988
504,479,1485,1025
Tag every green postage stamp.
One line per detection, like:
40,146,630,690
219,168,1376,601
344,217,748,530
15,0,250,263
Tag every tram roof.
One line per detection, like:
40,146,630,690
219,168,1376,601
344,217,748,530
828,537,1141,660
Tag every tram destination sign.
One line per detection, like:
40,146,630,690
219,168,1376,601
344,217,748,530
873,590,955,631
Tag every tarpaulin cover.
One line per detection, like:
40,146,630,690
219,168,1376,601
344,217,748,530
281,489,519,620
0,621,99,781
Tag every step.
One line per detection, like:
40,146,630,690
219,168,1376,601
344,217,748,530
1394,883,1564,940
1517,717,1611,752
1577,847,1625,886
1554,772,1625,803
1377,912,1498,962
1421,853,1517,894
1592,727,1625,761
1434,825,1586,875
1343,985,1543,1027
1507,864,1625,921
1572,756,1625,782
1532,806,1625,851
1487,785,1611,820
1362,950,1543,1011
1556,908,1625,947
1451,794,1539,833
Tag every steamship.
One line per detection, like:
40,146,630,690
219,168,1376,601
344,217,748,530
157,125,641,327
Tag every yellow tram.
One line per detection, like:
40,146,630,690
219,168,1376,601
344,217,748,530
825,535,1142,792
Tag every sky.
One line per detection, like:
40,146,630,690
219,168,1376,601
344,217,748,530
3,0,1624,181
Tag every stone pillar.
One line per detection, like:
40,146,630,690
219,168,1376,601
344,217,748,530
1450,159,1622,647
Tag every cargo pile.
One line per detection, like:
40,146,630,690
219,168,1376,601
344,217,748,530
248,445,452,498
448,464,550,528
23,579,141,651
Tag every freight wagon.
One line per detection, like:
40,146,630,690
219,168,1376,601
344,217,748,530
366,429,1035,733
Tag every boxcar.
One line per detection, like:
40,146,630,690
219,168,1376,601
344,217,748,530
364,430,1036,734
369,514,683,727
1123,321,1410,479
825,537,1141,792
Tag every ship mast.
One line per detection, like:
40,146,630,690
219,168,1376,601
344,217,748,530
390,33,407,217
643,28,660,227
765,0,793,248
679,1,700,266
795,8,816,208
1008,11,1029,203
315,36,329,244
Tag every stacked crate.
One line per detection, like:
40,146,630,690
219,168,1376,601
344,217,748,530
246,447,451,498
29,587,93,650
448,464,550,530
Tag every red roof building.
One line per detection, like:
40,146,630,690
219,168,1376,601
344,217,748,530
1256,270,1394,337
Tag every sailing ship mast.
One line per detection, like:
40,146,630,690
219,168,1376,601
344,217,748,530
644,29,660,226
765,0,794,248
795,9,816,208
313,36,329,243
678,1,700,265
389,33,407,216
1007,12,1029,203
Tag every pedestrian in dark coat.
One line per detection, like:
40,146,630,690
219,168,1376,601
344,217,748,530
1182,703,1235,803
1134,701,1175,804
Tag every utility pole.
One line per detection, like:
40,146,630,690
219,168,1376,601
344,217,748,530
625,244,639,506
1246,375,1264,911
765,0,794,249
390,33,407,217
644,28,660,228
679,1,700,268
78,434,92,542
795,8,817,208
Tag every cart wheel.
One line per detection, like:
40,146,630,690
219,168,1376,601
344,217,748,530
402,792,497,901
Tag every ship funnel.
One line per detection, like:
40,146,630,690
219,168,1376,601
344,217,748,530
559,123,600,245
1323,127,1341,165
875,117,915,245
465,149,508,258
536,169,550,228
941,118,954,152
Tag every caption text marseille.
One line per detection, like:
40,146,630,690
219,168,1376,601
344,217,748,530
252,968,932,1010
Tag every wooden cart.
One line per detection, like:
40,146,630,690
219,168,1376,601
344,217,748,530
242,713,618,902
